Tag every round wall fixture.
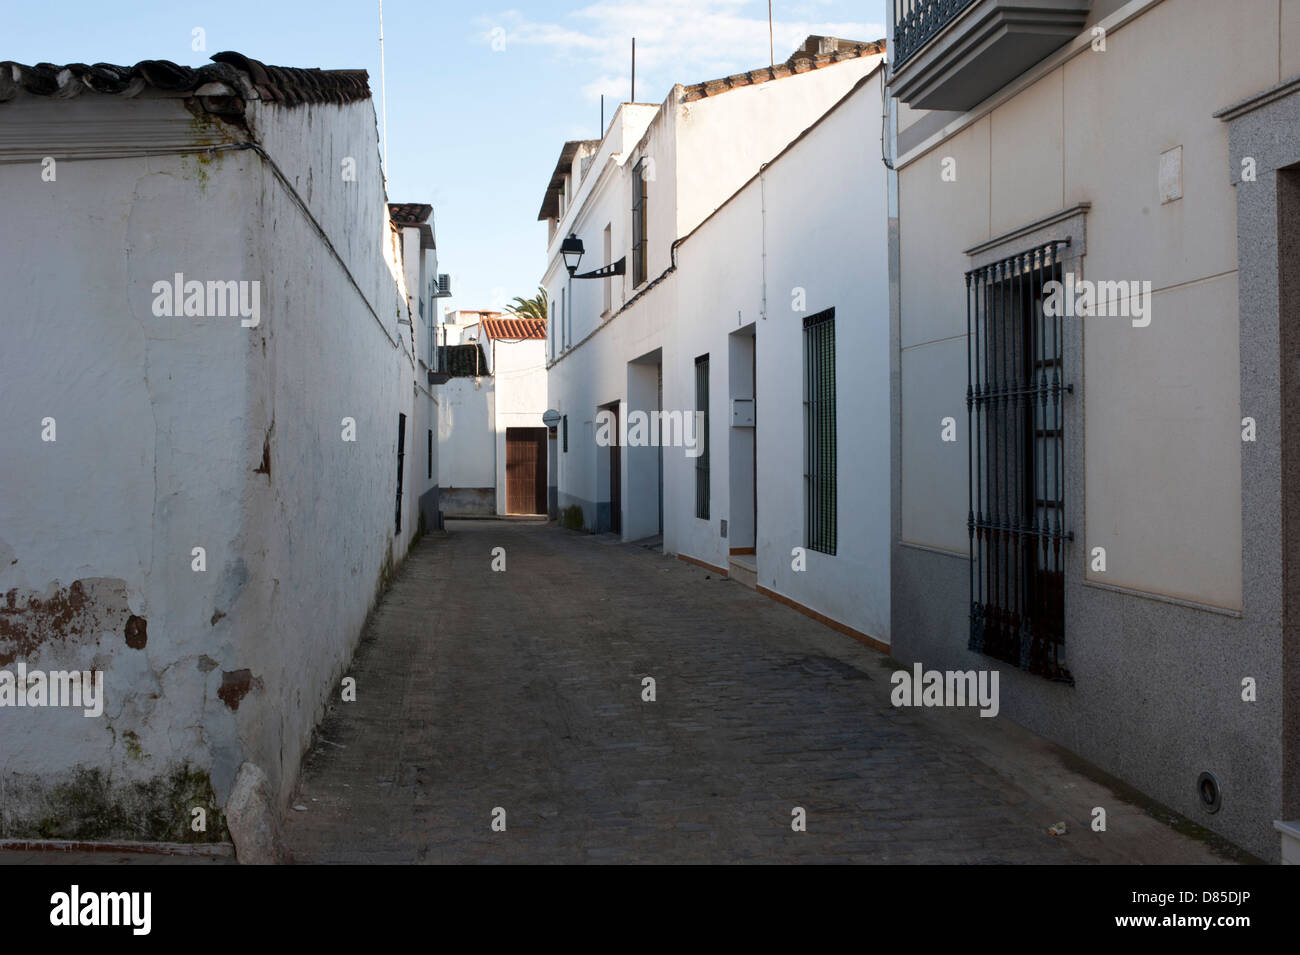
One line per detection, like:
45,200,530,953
1197,771,1222,814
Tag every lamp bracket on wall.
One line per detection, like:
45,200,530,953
573,257,625,281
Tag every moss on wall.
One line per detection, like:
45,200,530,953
4,764,228,843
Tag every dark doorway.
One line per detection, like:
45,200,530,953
506,427,548,515
395,413,406,534
609,403,622,535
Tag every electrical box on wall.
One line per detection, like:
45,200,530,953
732,398,755,427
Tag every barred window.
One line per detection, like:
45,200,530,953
804,308,837,555
967,239,1071,682
695,355,709,520
632,159,648,287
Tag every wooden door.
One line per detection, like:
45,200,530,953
506,427,547,515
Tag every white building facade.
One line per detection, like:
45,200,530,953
390,202,445,533
437,314,549,517
540,37,892,647
887,0,1300,860
0,53,436,846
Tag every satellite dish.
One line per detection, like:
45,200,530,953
542,409,562,428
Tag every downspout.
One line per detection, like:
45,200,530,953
760,164,768,320
493,338,499,513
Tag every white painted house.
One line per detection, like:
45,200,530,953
437,312,549,517
390,202,447,532
0,53,436,849
539,37,891,647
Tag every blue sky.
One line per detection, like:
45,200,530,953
5,1,886,316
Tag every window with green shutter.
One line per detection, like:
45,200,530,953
695,354,709,520
632,159,648,287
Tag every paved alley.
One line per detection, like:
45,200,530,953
283,521,1239,864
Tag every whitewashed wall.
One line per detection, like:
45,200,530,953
438,377,496,491
675,72,891,642
492,338,549,515
0,87,421,839
397,223,441,531
543,53,886,537
541,64,890,642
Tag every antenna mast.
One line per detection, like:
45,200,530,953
768,1,774,67
379,0,389,177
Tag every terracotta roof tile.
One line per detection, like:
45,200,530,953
388,203,433,225
680,36,884,102
482,317,546,341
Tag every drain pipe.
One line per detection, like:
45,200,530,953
760,164,769,320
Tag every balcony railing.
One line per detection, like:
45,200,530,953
893,0,977,68
892,0,1090,109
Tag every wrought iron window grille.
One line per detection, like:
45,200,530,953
804,308,837,556
967,239,1074,683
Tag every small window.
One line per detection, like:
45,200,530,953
427,428,433,480
603,223,613,315
632,159,648,287
695,355,709,520
803,309,836,555
562,415,568,453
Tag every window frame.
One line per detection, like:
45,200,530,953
695,354,710,520
631,159,648,287
966,239,1072,683
602,223,613,316
803,308,837,556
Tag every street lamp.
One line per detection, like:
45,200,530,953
560,233,584,275
559,234,584,352
555,234,628,351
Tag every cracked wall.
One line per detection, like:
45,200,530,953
0,87,426,843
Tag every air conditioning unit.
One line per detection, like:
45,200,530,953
432,274,452,298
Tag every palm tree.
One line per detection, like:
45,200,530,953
506,287,548,323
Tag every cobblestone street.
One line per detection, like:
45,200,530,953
283,520,1236,864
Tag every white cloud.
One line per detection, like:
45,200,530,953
479,1,884,103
